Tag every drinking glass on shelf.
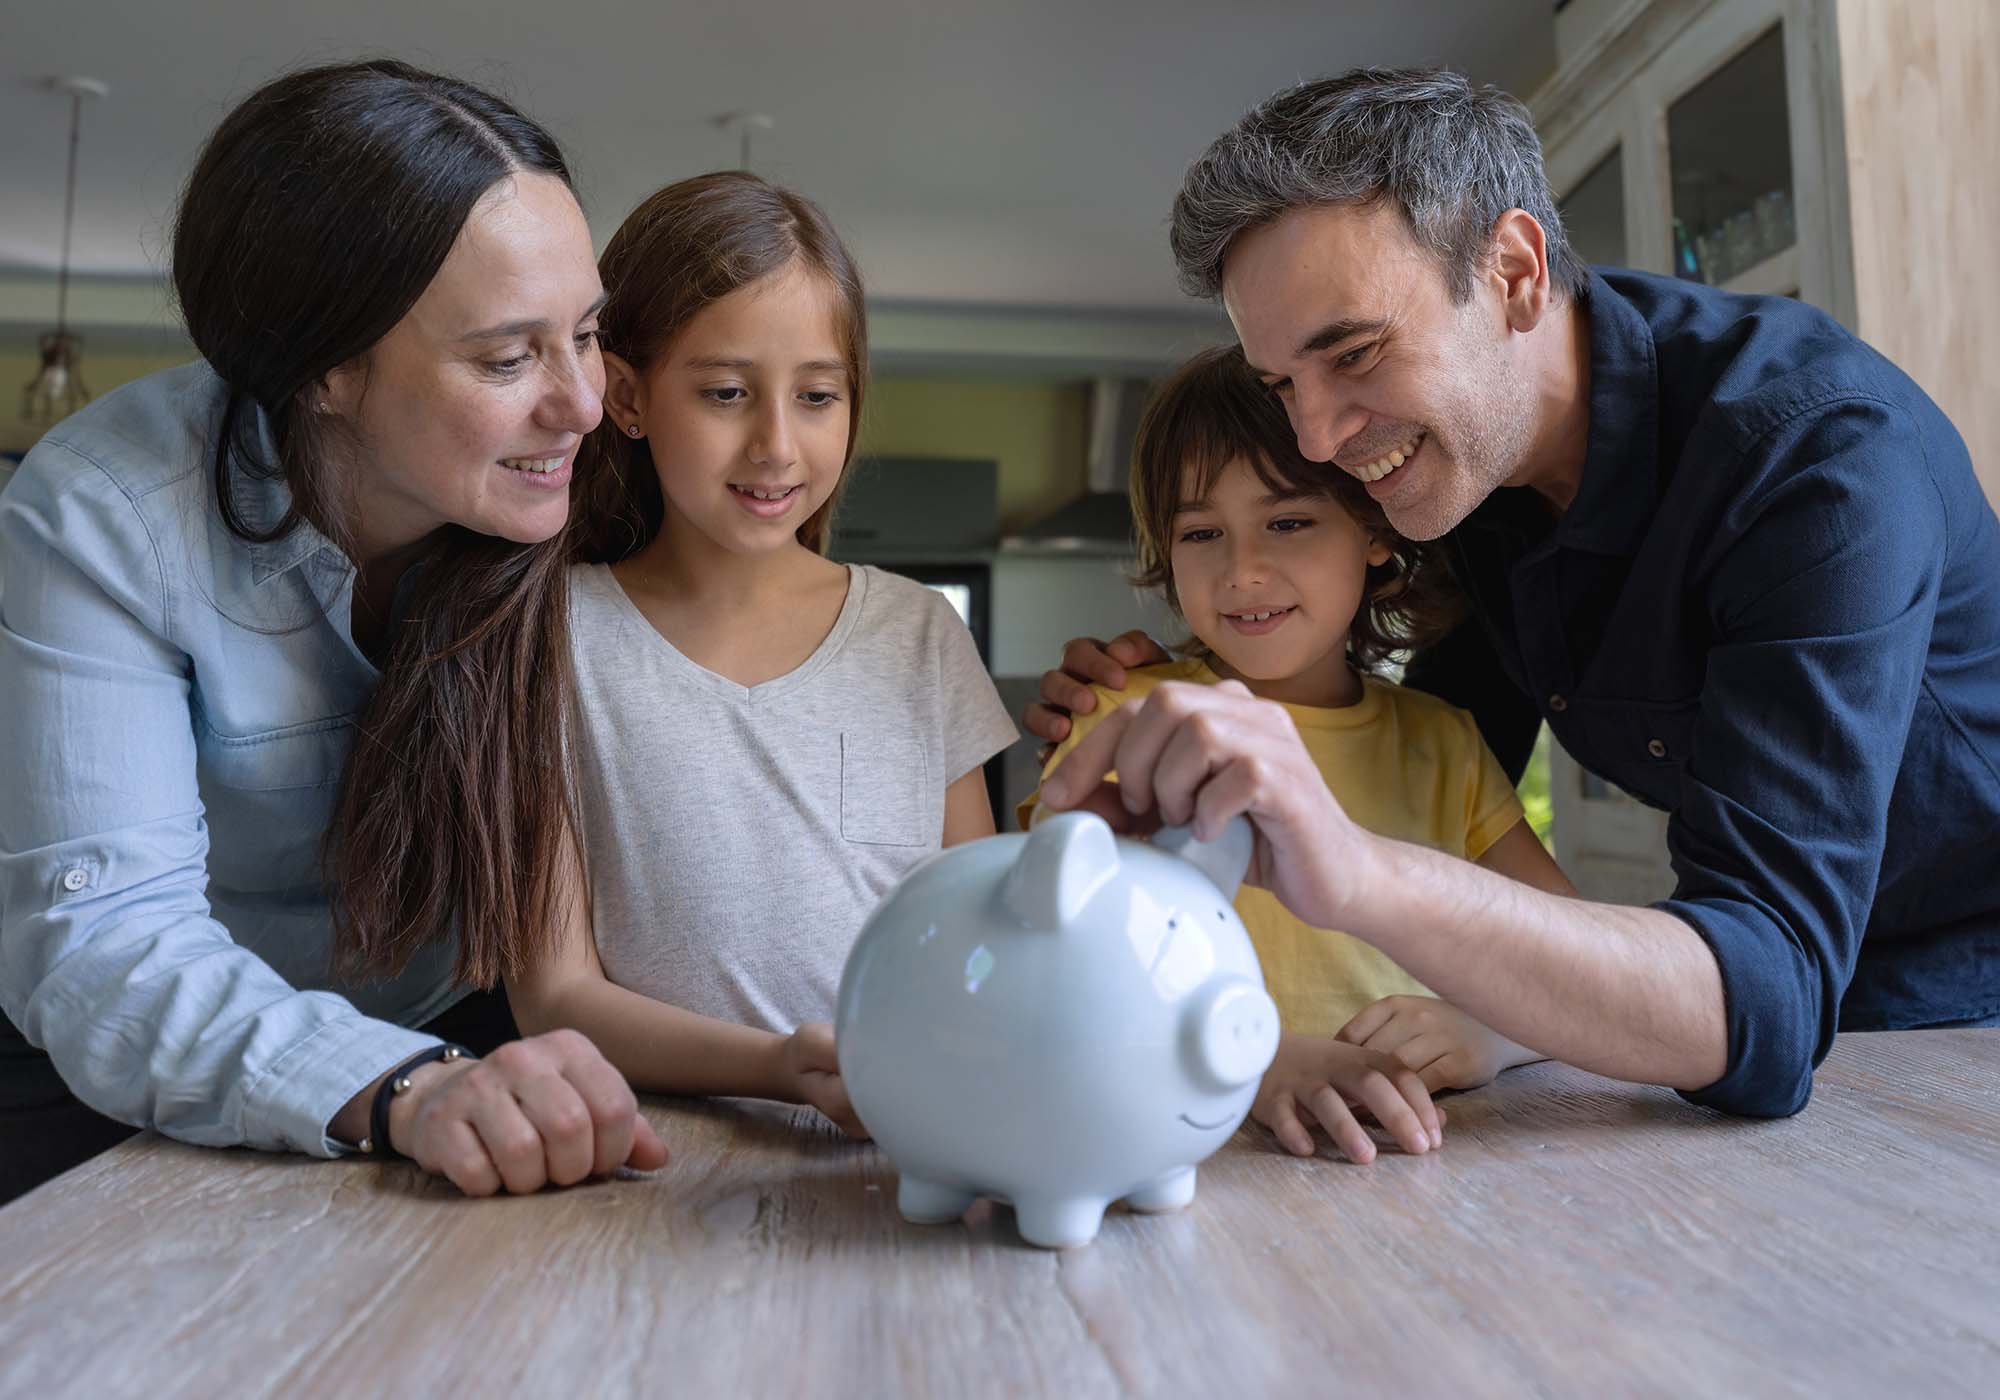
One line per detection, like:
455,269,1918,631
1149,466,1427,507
1753,190,1795,259
1695,230,1726,285
1722,211,1760,282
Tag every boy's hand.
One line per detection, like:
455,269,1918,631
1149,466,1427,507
1024,631,1169,749
1251,1031,1443,1162
779,1022,869,1138
1338,995,1542,1093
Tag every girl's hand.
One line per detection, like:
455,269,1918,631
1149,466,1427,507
1339,996,1544,1092
779,1022,869,1138
1252,1031,1443,1163
389,1028,670,1196
1024,631,1170,749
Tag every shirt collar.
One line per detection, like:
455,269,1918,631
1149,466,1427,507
1547,269,1663,558
230,403,347,586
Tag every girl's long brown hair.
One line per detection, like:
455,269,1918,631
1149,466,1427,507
573,171,869,566
175,60,581,988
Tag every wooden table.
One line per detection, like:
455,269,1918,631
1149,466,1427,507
2,1031,1995,1398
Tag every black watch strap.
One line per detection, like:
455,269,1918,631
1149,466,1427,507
360,1043,469,1157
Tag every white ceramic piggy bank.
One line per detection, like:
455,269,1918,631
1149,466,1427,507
834,811,1280,1248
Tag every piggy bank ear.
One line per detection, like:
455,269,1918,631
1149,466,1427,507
1152,816,1254,901
1002,811,1120,930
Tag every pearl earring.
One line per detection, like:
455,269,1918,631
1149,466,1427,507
626,425,642,438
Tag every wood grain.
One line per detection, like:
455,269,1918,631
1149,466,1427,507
1836,0,2000,510
1,1031,1995,1398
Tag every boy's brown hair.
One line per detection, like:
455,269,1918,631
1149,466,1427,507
1129,344,1462,672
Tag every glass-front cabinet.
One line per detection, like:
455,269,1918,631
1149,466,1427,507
1667,24,1796,290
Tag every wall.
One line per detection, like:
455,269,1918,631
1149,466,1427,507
1835,0,2000,508
1,343,193,455
859,378,1087,533
1555,0,1647,66
3,352,1094,523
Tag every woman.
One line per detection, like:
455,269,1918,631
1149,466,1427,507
0,60,664,1204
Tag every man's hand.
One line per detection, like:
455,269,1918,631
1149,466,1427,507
778,1021,869,1138
1339,996,1543,1092
390,1028,670,1196
1038,679,1373,930
1023,631,1170,747
1252,1031,1444,1162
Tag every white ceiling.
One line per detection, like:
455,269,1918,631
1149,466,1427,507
1,0,1554,310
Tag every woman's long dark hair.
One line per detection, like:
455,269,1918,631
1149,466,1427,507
173,59,580,988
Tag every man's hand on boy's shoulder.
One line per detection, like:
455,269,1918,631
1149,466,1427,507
1251,1030,1443,1164
1337,996,1544,1093
1024,631,1171,749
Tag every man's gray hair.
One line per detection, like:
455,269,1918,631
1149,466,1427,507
1170,68,1587,303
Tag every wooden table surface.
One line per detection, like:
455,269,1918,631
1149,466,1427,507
1,1030,1995,1399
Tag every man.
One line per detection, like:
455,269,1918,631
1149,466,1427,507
1031,68,2000,1116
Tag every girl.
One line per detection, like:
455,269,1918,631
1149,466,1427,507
1026,346,1576,1164
0,60,662,1205
506,174,1016,1132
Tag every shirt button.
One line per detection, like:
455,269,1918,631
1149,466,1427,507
1647,738,1668,759
1548,694,1568,713
60,868,89,892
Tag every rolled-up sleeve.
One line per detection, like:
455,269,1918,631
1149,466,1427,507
1659,398,1942,1117
0,441,435,1156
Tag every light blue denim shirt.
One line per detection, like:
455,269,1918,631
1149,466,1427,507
0,362,464,1155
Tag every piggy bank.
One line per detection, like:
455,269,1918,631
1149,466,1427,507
835,811,1280,1248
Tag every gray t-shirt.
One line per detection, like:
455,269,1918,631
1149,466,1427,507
569,562,1019,1032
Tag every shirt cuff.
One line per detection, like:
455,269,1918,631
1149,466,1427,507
238,996,444,1158
1655,895,1822,1119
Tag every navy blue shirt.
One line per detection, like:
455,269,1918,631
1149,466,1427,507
1405,269,2000,1118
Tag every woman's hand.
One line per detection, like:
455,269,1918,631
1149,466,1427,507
1338,996,1544,1092
1251,1031,1444,1162
778,1021,869,1138
389,1028,670,1196
1023,631,1170,748
1038,679,1374,931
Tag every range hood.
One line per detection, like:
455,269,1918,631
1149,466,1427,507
1000,378,1152,556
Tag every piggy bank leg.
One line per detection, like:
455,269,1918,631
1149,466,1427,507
1123,1166,1196,1215
1013,1196,1109,1249
898,1176,976,1225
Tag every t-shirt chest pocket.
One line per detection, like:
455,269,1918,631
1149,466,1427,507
839,731,932,846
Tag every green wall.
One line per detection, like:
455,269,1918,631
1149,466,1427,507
6,352,1089,535
3,347,194,454
859,378,1086,532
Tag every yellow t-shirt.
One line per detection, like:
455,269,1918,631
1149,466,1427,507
1024,658,1525,1037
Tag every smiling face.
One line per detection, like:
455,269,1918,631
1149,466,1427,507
323,172,607,562
1169,455,1390,708
613,259,853,564
1221,200,1538,542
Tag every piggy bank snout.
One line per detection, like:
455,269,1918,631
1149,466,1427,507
1183,978,1281,1091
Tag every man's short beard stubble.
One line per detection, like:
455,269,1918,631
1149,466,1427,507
1382,322,1537,543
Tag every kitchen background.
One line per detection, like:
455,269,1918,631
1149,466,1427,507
5,0,1997,894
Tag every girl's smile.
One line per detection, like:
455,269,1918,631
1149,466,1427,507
729,480,804,517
